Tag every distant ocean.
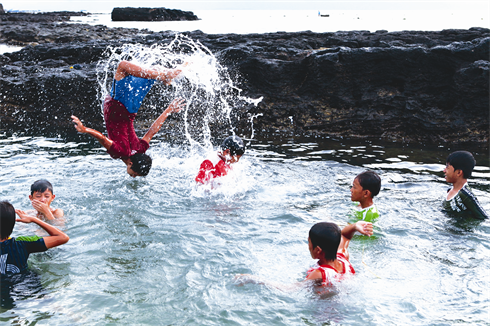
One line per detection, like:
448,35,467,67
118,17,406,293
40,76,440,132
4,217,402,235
69,10,490,34
1,9,488,54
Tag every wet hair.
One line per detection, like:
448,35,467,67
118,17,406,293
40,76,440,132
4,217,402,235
446,151,476,179
31,179,54,196
220,135,245,157
356,171,381,197
0,201,16,240
130,153,152,176
309,222,341,261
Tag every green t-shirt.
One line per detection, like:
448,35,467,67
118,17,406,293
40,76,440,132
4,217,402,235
350,203,379,222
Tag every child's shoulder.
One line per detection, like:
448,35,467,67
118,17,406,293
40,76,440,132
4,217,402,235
52,208,64,219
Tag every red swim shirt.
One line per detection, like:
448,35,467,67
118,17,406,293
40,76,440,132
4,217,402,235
103,96,149,159
195,156,230,184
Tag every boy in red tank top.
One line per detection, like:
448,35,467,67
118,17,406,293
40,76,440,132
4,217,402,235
235,221,372,290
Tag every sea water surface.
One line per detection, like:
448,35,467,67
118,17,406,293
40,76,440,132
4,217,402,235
0,133,489,325
69,10,490,34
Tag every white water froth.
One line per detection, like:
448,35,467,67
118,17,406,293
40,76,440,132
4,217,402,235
96,34,262,153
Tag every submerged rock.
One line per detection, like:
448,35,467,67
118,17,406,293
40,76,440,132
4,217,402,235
0,14,488,145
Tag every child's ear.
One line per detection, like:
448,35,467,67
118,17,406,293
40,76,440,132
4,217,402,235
29,195,33,201
455,169,464,177
363,189,372,198
314,246,323,259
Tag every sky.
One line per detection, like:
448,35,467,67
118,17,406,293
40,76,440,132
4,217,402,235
2,0,489,13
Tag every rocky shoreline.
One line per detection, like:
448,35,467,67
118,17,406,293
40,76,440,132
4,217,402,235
0,10,488,145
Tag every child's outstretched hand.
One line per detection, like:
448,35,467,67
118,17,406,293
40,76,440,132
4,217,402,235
355,221,373,236
71,115,87,133
166,98,186,114
15,209,37,223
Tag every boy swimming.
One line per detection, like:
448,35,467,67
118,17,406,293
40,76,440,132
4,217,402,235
443,151,488,219
235,221,373,290
350,170,381,222
0,201,69,275
195,135,245,184
25,179,63,221
72,60,186,177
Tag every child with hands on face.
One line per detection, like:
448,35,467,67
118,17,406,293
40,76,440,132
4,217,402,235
21,179,63,221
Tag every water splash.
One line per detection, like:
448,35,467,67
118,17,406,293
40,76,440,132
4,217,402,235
96,34,262,152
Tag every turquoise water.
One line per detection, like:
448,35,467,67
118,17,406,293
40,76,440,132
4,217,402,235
0,134,489,325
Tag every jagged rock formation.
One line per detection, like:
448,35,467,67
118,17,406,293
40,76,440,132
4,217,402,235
0,11,488,144
111,7,198,21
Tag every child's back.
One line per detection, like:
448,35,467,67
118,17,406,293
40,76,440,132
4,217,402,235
195,135,245,184
0,201,69,275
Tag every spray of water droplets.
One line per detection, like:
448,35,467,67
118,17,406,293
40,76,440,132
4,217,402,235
96,34,262,152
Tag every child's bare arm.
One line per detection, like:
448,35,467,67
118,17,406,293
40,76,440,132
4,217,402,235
338,221,373,260
15,210,69,249
114,60,184,85
71,115,113,151
142,98,186,144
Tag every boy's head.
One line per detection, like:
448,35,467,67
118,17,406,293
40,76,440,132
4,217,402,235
308,222,341,261
351,170,381,201
445,151,475,180
0,201,16,240
220,135,245,163
30,179,56,206
128,153,152,177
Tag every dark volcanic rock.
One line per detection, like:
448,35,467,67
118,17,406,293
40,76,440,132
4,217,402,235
0,11,87,22
111,7,198,21
0,19,488,145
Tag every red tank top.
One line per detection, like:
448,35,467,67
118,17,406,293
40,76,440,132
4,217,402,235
306,253,355,286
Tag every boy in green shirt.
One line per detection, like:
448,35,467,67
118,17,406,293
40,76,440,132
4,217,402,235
350,171,381,222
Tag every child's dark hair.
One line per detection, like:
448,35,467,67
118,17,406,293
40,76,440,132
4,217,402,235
309,222,341,261
446,151,475,179
221,135,245,157
0,201,16,240
31,179,54,196
130,153,152,176
356,171,381,197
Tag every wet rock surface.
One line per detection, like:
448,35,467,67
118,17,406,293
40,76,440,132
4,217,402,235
0,11,488,145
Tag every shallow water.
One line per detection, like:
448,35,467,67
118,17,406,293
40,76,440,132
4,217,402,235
0,133,489,325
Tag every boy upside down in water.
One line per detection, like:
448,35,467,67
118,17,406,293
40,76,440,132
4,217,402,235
72,60,186,177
